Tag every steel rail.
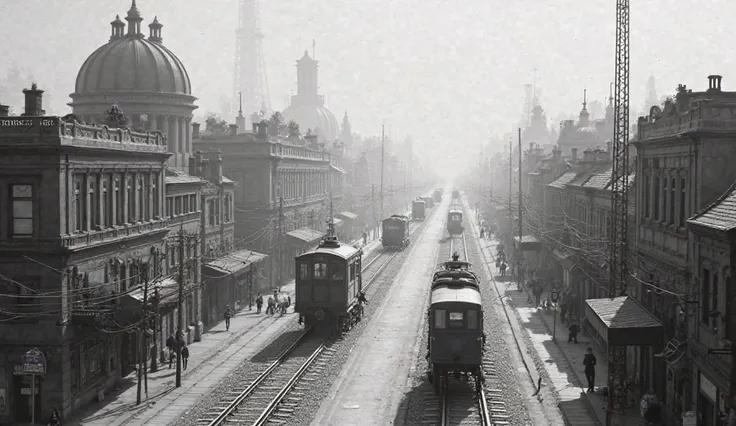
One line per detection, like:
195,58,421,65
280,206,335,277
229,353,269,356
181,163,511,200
478,383,492,425
205,221,424,425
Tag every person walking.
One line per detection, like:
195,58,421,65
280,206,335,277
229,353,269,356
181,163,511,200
500,262,507,277
583,347,597,392
224,305,233,331
256,293,263,314
181,345,189,370
166,333,176,368
568,319,579,343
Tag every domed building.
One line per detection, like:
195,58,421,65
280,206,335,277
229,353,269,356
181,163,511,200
68,0,197,169
281,51,339,143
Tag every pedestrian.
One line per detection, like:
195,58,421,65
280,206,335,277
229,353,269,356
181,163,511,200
181,345,189,370
533,280,543,307
266,294,275,315
583,347,597,392
224,305,233,331
480,228,485,239
166,333,176,368
363,231,368,245
568,319,579,343
256,293,263,314
48,408,61,426
500,262,507,277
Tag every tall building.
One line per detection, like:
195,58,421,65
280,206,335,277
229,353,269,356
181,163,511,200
0,88,170,423
281,51,340,143
233,0,270,119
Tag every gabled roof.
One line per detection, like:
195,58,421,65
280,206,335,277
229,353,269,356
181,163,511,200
583,167,613,190
548,171,577,189
687,179,736,232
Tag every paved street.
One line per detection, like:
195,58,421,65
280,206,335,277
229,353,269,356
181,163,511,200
309,197,446,426
467,211,644,426
67,235,385,426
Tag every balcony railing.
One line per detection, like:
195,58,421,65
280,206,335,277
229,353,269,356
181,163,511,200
62,219,169,248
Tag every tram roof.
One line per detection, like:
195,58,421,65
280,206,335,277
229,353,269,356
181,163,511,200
297,242,360,260
448,209,463,214
430,286,482,306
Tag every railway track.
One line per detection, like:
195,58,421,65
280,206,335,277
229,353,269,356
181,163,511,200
438,231,496,426
199,218,427,426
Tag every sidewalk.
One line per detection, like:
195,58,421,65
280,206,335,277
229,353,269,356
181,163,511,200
69,235,385,426
467,217,643,425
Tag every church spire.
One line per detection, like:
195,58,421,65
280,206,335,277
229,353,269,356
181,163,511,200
579,89,589,126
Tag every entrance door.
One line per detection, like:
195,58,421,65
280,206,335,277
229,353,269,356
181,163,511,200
12,374,40,423
698,392,714,425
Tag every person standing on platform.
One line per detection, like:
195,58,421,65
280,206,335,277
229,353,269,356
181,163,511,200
181,345,189,370
583,347,597,392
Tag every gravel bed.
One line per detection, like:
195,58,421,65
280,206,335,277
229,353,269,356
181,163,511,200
399,221,534,425
169,213,436,426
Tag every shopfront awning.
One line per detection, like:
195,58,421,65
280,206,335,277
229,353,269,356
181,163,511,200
124,277,179,309
585,296,664,347
513,235,541,251
285,227,324,246
204,249,268,277
337,211,359,221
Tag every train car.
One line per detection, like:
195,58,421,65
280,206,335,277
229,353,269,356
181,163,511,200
294,232,364,332
412,200,426,221
427,257,485,394
421,196,435,208
381,215,410,250
452,189,460,199
433,189,442,202
447,209,464,235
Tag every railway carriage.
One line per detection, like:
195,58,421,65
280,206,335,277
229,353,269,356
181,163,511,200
433,189,443,202
381,215,411,250
294,234,364,332
427,258,485,394
421,196,435,208
447,209,464,235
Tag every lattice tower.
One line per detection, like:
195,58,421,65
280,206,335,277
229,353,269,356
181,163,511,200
233,0,270,118
606,1,630,425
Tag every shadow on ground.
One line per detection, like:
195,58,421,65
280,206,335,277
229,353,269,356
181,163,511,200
249,329,305,363
392,374,478,426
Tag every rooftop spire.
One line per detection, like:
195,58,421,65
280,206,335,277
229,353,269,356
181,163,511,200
125,0,143,36
148,16,163,43
582,88,587,110
110,14,125,41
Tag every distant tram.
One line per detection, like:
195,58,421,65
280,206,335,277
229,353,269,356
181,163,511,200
447,209,464,235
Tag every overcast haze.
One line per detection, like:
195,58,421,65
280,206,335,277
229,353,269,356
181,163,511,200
1,0,734,157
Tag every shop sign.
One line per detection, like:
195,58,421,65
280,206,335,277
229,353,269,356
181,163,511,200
20,387,39,395
699,372,718,403
22,348,46,375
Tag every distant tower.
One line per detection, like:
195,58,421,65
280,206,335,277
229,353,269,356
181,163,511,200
523,84,533,127
233,0,270,120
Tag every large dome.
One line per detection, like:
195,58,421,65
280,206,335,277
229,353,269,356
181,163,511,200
73,6,191,95
281,104,340,142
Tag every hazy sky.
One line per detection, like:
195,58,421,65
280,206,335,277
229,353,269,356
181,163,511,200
1,0,734,158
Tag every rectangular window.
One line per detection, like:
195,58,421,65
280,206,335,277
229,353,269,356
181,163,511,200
114,176,122,225
11,184,34,237
89,178,99,229
679,177,686,227
662,178,669,223
712,273,719,329
166,197,173,217
644,172,651,218
434,309,446,329
152,173,159,219
299,263,309,280
126,177,134,222
653,176,660,220
701,269,710,325
74,179,83,231
138,175,146,221
102,177,112,227
726,277,732,340
449,312,464,328
467,310,478,330
669,177,676,225
15,279,36,308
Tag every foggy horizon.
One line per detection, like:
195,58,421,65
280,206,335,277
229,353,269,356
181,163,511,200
1,0,734,157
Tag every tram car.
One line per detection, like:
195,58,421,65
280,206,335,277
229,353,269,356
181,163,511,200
447,209,464,235
433,189,443,202
412,200,426,221
421,196,435,208
427,256,485,394
452,189,460,199
381,215,411,250
294,233,364,332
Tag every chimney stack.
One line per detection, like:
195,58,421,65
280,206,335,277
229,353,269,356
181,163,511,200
21,83,44,116
552,146,561,160
192,122,201,139
571,148,578,163
188,156,197,176
229,124,238,136
708,75,723,92
0,104,9,117
210,151,223,183
256,122,268,139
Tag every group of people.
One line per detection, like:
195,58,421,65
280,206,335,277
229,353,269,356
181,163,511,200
165,331,190,370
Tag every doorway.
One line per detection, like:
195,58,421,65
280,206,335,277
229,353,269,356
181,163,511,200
12,374,40,423
698,391,714,426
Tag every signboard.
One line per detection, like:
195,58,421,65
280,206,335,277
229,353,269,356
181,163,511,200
22,348,46,375
0,117,57,135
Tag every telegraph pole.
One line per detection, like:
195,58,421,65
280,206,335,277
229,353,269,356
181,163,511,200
508,139,512,251
142,268,149,395
151,286,160,372
371,185,377,237
380,123,385,220
175,229,184,388
518,128,523,285
278,196,284,291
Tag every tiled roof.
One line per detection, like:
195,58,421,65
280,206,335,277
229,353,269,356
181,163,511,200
205,249,268,275
165,168,204,184
687,179,736,232
586,296,662,329
583,167,613,190
548,171,577,189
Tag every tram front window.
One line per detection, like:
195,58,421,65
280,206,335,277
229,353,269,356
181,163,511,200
314,262,327,279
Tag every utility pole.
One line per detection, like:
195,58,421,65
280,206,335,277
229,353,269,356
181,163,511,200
508,139,513,253
607,1,631,424
136,267,150,404
142,268,149,396
151,286,159,372
517,128,523,285
380,123,385,220
278,196,284,291
371,185,377,237
175,229,184,388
